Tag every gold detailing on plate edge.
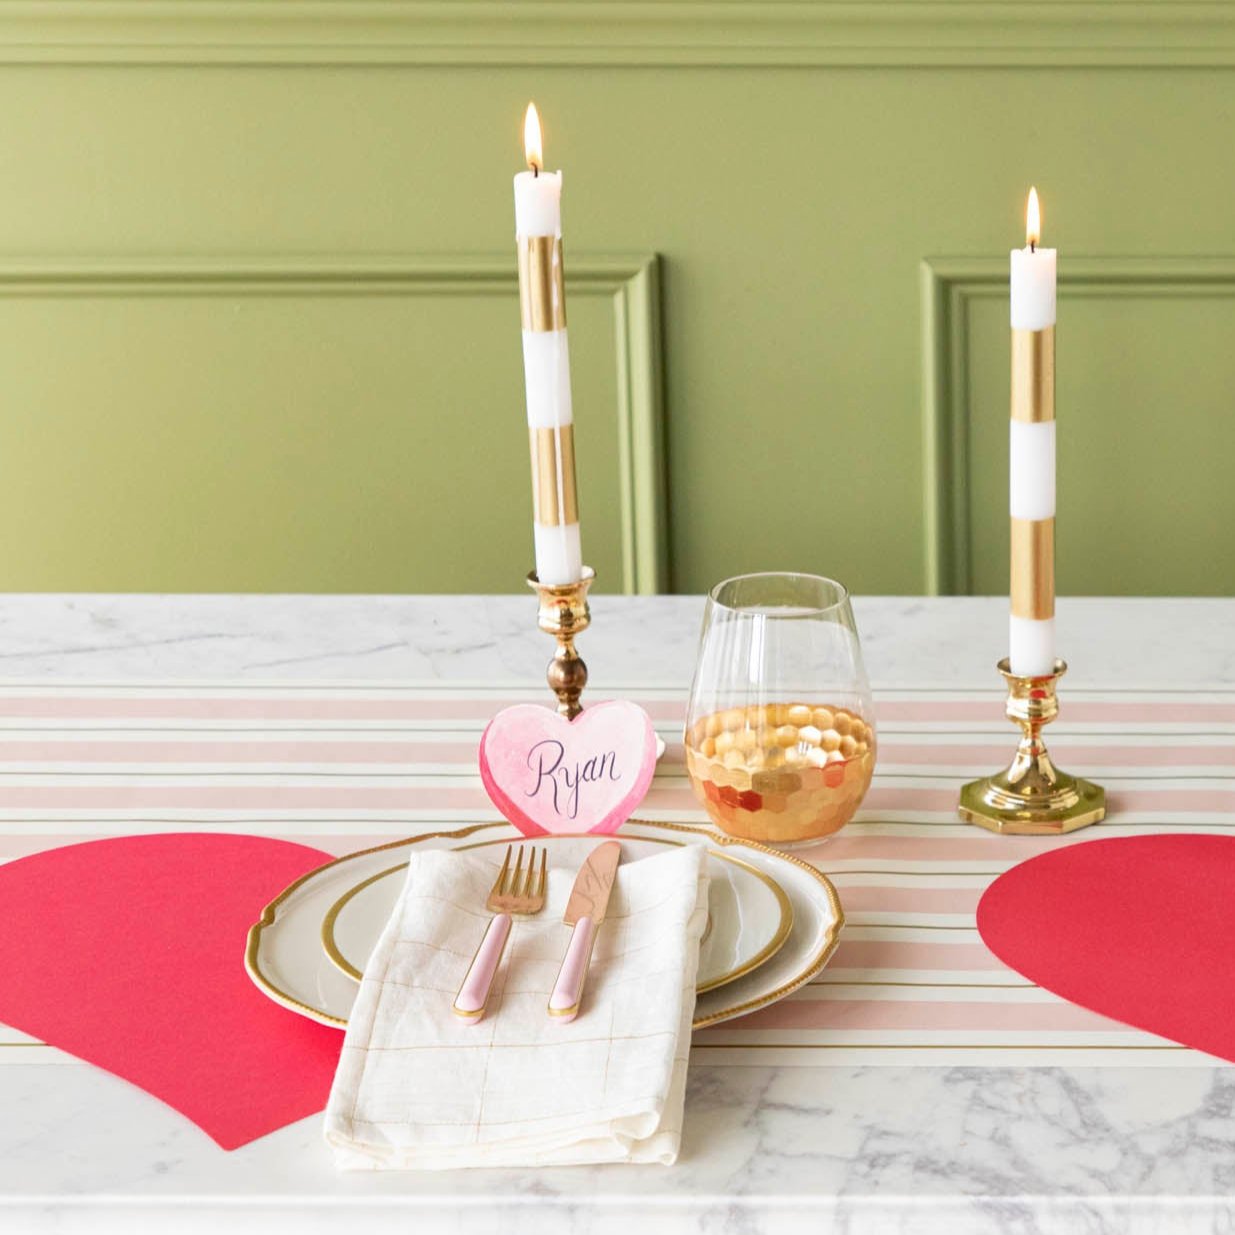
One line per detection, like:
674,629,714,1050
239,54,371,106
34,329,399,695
527,565,594,719
1010,325,1055,423
529,424,579,526
320,864,402,980
517,235,567,332
958,659,1106,835
244,822,500,1028
319,833,793,995
246,818,843,1032
1010,517,1055,619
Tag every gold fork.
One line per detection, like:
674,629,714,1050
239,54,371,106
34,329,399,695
452,845,548,1021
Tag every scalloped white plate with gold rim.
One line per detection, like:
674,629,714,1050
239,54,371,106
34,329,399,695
245,819,843,1031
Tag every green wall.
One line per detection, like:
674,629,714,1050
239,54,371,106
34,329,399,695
0,4,1232,596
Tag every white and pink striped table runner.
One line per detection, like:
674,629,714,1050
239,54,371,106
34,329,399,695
1,680,1230,1068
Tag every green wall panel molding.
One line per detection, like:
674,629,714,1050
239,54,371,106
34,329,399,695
0,253,666,594
3,2,1235,67
1,37,1232,595
612,255,670,594
922,255,1235,598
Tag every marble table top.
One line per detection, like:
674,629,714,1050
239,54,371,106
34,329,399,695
2,592,1234,1235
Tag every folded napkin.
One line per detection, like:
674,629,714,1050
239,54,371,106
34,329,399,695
324,842,709,1169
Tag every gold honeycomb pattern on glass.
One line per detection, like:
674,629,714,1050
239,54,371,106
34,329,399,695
685,702,875,845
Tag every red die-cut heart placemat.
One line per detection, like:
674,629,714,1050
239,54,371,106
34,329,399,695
977,833,1235,1061
0,833,343,1149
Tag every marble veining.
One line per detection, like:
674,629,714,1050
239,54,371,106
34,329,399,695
0,594,1233,1233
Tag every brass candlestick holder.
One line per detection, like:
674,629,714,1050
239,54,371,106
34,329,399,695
527,566,595,719
959,658,1105,835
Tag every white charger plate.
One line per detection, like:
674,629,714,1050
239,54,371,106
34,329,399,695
246,819,843,1030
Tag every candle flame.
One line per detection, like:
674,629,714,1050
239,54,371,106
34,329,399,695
1026,186,1041,249
523,102,543,173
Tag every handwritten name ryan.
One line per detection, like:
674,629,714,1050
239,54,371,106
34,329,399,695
525,739,622,819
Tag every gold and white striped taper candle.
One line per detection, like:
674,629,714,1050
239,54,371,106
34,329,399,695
1008,187,1057,677
513,102,582,585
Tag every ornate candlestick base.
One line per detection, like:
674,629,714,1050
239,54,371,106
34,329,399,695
958,658,1105,836
527,566,594,719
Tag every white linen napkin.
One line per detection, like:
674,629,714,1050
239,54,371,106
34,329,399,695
324,841,709,1169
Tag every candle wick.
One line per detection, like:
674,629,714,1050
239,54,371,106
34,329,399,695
533,165,539,179
1030,241,1036,254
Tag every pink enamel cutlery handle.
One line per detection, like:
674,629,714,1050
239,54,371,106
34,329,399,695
548,916,597,1022
452,913,512,1020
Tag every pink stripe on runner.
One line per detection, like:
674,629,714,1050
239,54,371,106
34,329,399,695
0,737,1224,771
0,786,494,809
0,784,976,814
0,694,1233,724
859,786,1235,814
817,785,1235,815
709,997,1123,1033
0,698,485,720
802,828,1135,863
0,696,687,722
0,737,684,767
855,785,1235,816
0,833,454,864
829,939,1001,971
836,885,983,914
882,743,1235,768
0,740,482,764
875,700,1235,723
0,784,1228,819
858,787,996,812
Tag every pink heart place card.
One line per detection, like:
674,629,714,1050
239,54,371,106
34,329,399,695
479,700,657,836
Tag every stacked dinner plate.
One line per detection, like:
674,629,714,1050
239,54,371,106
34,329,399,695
246,820,844,1030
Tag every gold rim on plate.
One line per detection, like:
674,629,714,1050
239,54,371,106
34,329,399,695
317,833,793,995
244,819,845,1032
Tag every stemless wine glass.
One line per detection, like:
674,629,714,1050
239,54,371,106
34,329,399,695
685,573,876,849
